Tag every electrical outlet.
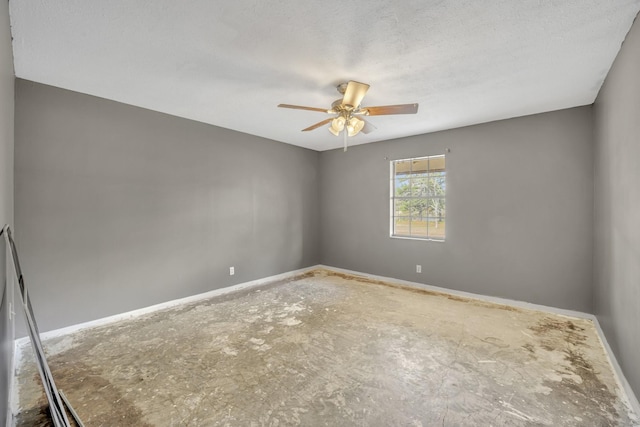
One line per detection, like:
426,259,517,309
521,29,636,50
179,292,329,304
416,265,422,273
229,266,235,276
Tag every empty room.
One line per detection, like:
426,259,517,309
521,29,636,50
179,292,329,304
1,1,640,426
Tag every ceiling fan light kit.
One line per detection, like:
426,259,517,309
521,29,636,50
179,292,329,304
329,116,346,135
347,116,364,137
278,80,419,151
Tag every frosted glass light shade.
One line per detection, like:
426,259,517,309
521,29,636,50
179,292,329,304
347,116,364,137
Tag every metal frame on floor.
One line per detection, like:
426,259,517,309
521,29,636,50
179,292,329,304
1,225,84,427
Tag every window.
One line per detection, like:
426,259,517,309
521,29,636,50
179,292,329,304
390,155,446,240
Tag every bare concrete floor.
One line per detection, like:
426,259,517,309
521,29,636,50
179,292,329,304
14,270,638,426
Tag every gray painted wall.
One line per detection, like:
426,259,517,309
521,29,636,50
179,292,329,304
320,107,594,312
594,16,640,398
14,79,320,336
0,0,14,424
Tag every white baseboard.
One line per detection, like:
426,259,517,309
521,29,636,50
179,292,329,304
8,340,17,427
10,265,317,424
7,266,318,427
317,265,595,319
6,340,15,427
14,264,594,349
14,265,319,350
317,265,639,420
12,263,639,422
592,317,640,421
10,335,28,424
5,275,15,427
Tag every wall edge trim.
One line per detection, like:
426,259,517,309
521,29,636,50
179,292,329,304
15,265,319,349
5,328,15,427
593,317,640,419
317,264,639,419
8,341,17,427
13,264,638,421
317,264,593,318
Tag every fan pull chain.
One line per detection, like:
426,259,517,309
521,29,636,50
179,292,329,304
343,129,348,152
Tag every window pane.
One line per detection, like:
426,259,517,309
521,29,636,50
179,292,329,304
427,197,445,217
394,160,412,176
428,218,445,240
428,156,445,172
394,199,411,217
428,176,446,196
394,176,411,196
412,158,429,174
411,176,428,196
394,217,411,236
411,216,428,237
411,198,428,219
429,197,447,217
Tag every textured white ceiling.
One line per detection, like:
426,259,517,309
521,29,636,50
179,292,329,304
9,1,640,151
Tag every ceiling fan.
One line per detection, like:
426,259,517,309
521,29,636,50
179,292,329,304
278,81,418,151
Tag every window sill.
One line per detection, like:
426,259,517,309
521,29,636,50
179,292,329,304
390,235,445,243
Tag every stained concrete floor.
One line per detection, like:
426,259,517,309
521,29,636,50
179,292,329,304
14,270,638,426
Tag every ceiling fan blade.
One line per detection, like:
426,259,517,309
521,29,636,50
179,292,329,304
360,118,377,134
278,104,330,113
302,118,333,132
363,103,419,116
342,81,370,108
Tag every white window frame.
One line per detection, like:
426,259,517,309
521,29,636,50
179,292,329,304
390,154,446,241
